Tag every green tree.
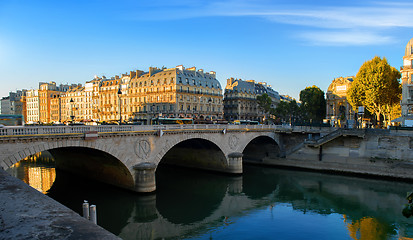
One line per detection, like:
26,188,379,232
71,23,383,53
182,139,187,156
257,93,272,114
347,56,401,127
299,86,326,123
273,100,302,124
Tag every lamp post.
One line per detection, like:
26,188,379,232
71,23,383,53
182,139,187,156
152,104,156,125
70,98,74,123
117,88,122,125
208,98,212,121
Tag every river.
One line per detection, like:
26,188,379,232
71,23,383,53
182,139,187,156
6,151,413,240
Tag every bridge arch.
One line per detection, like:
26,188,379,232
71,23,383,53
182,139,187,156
158,137,228,173
242,134,281,163
4,139,135,191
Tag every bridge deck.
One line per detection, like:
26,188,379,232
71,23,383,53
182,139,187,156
0,124,331,138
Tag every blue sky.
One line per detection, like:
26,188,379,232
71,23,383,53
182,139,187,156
1,0,413,99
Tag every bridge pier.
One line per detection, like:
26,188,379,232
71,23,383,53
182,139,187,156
227,152,243,174
133,162,157,193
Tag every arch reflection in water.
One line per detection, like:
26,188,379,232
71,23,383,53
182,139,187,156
8,157,413,240
7,151,56,194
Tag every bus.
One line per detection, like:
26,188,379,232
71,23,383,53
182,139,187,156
233,120,259,125
0,115,23,126
151,117,194,125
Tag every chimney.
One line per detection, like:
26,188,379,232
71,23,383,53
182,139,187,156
209,71,216,78
176,65,184,71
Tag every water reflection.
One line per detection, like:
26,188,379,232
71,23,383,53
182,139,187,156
7,151,55,194
7,154,413,240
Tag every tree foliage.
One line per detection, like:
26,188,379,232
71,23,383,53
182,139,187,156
257,93,272,114
347,56,401,127
299,86,326,123
273,100,302,124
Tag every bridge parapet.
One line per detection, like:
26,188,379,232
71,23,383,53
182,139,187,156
0,124,332,137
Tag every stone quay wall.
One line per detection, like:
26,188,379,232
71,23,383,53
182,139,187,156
258,129,413,180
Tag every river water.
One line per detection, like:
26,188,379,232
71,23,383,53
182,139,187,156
6,152,413,240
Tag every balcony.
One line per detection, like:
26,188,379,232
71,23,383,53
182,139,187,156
401,65,413,70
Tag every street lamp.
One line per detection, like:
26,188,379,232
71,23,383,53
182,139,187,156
208,98,212,121
117,88,122,125
152,104,156,125
70,98,74,123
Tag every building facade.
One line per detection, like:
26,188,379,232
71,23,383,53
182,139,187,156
223,78,280,122
127,66,223,124
38,82,61,123
25,89,39,123
19,65,223,125
0,90,26,116
400,37,413,126
326,76,355,126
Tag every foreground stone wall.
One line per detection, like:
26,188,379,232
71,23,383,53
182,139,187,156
260,129,413,180
0,168,119,239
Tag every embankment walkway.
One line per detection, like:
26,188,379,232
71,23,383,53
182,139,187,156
0,169,119,239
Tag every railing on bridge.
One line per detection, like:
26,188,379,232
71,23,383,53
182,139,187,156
0,124,332,137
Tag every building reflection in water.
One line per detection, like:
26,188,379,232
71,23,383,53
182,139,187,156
7,151,56,194
7,155,413,240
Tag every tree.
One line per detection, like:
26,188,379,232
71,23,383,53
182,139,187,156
257,93,272,114
299,86,326,123
273,100,302,124
347,56,401,127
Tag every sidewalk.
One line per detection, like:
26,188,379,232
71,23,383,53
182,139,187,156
0,169,119,240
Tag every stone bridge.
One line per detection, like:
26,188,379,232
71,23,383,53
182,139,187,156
0,124,330,192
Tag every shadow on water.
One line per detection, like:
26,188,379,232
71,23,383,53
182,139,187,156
47,169,137,236
155,164,228,225
9,153,413,239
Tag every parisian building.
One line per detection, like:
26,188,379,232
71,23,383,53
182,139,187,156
400,37,413,126
25,89,39,123
21,65,224,125
223,78,280,122
0,90,26,116
60,85,84,123
127,66,223,124
25,83,81,124
326,76,355,126
38,82,62,123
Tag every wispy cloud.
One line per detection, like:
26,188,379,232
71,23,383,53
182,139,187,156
130,0,413,46
299,30,395,46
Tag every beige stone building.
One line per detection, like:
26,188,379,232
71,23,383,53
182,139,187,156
224,78,257,121
21,65,223,125
38,82,61,124
326,76,355,126
50,93,61,123
400,37,413,126
60,86,84,123
25,89,39,124
98,76,122,123
223,78,280,122
127,65,223,124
